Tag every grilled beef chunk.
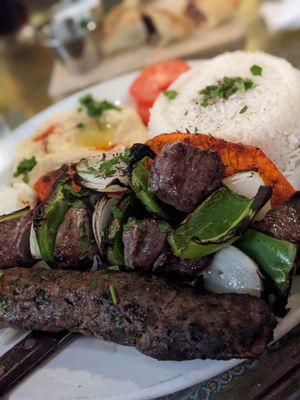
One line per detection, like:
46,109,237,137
0,212,34,267
55,205,99,269
256,192,300,243
153,247,212,277
148,142,224,213
123,218,168,271
0,267,276,360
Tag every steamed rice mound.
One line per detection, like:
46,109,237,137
149,51,300,174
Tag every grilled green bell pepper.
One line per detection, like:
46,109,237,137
130,160,173,220
0,207,30,222
168,185,271,259
106,193,148,266
107,194,133,266
236,229,297,293
33,182,69,263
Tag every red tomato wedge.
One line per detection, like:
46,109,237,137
130,59,190,124
137,103,150,125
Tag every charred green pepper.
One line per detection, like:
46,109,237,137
106,193,147,266
33,182,69,263
130,160,173,220
0,207,30,222
168,185,272,259
236,229,297,293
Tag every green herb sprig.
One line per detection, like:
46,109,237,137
109,284,118,305
163,90,178,100
250,64,263,76
14,156,37,183
79,95,120,119
239,105,248,114
199,77,254,107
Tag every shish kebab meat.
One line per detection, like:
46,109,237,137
0,133,298,361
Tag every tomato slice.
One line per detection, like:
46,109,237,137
137,103,150,125
130,59,190,107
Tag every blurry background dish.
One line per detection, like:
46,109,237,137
37,0,102,75
101,0,239,55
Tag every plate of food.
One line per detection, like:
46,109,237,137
1,52,300,400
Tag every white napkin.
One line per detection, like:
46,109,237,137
260,0,300,32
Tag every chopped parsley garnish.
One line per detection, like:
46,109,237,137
81,149,131,179
185,128,191,133
14,156,37,183
250,64,263,76
239,105,248,114
158,223,169,233
124,217,137,230
199,77,255,107
98,157,120,176
76,122,85,129
79,17,91,29
102,273,109,280
109,284,118,305
90,279,98,289
111,205,123,220
79,95,120,119
184,110,188,116
163,90,178,100
122,148,132,165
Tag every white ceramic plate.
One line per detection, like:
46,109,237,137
1,67,300,400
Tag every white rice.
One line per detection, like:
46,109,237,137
149,51,300,174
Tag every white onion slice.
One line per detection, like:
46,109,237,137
92,196,120,255
203,245,262,297
77,153,129,193
223,171,271,220
90,255,102,272
29,223,42,260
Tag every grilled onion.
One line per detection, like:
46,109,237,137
203,245,262,297
223,171,271,220
92,196,120,256
77,153,129,193
29,223,42,260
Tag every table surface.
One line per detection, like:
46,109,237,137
1,1,300,399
